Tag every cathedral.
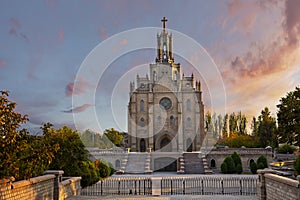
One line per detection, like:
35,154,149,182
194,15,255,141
127,17,205,153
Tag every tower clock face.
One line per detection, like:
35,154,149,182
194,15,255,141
159,97,172,110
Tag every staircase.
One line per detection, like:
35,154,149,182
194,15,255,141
183,152,205,174
124,153,152,174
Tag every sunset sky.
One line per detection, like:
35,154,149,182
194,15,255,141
1,0,299,133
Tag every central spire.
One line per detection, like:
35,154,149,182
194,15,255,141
156,17,174,64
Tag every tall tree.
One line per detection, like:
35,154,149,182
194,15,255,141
251,117,258,136
103,128,124,147
222,114,229,137
257,107,277,147
277,86,300,146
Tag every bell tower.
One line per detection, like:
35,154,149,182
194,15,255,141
156,17,174,64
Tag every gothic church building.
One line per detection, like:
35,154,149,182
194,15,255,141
128,18,205,153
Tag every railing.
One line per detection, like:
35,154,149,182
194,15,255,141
81,175,257,197
81,177,152,196
161,175,257,196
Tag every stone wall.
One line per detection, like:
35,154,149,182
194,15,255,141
0,174,55,200
257,169,300,200
206,147,273,172
0,171,81,200
60,177,82,200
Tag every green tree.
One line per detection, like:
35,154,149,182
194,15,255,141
257,155,268,169
0,91,57,180
251,117,258,136
221,162,228,174
222,156,236,174
42,124,100,187
257,107,277,147
277,144,297,154
222,114,229,137
231,151,243,173
277,87,300,146
103,128,124,147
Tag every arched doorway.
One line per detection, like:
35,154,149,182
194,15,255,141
140,138,146,152
186,138,193,152
160,136,171,152
210,159,216,168
115,160,120,169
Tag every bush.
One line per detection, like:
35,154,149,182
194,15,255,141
257,162,265,170
231,151,243,173
223,156,236,174
257,155,268,169
236,164,243,174
277,144,297,154
294,155,300,176
97,158,111,178
221,162,228,174
250,162,257,174
79,161,100,188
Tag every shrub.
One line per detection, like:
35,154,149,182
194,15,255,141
236,164,243,174
250,162,257,174
277,144,297,154
231,151,243,173
257,162,265,170
221,162,228,174
257,155,268,169
223,156,236,174
97,158,111,178
294,155,300,176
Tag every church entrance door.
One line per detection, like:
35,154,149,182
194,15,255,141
140,139,146,152
160,136,171,152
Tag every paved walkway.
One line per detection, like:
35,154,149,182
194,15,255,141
68,195,257,200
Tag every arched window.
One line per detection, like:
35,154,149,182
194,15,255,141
186,117,192,127
210,159,216,168
249,159,255,167
115,160,120,169
153,71,157,81
187,99,191,111
140,100,144,111
157,116,162,126
170,115,175,125
174,72,177,81
140,118,145,127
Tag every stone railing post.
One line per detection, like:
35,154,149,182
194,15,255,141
44,170,64,200
257,169,274,200
151,177,162,196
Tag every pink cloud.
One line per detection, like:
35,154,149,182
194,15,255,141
62,104,95,113
65,79,91,97
99,28,108,40
10,18,21,29
0,60,7,68
9,28,17,36
58,31,64,43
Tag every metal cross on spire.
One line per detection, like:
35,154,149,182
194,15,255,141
161,17,168,31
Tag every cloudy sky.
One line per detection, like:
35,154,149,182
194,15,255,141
1,0,299,133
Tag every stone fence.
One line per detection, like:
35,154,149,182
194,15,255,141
257,169,300,200
0,170,81,200
81,175,258,197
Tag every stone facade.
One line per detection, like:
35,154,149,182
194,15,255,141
127,18,205,153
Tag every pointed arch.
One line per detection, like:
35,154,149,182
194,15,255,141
140,100,144,111
187,99,191,111
170,115,175,125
